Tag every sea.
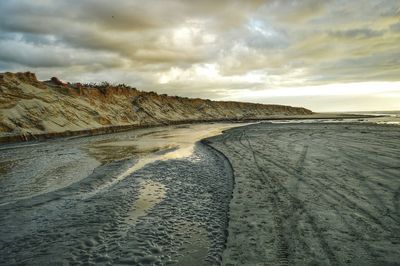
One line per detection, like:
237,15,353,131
343,110,400,125
268,110,400,125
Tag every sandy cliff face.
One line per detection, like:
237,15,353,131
0,72,312,139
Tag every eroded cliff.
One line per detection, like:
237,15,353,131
0,72,312,141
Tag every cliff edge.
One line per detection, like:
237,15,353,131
0,72,312,142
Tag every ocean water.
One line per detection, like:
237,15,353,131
346,110,400,125
268,110,400,125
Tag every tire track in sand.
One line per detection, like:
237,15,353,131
242,131,339,265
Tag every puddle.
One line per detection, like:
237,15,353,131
125,180,166,224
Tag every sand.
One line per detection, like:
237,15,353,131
1,121,399,265
206,122,400,265
0,123,240,265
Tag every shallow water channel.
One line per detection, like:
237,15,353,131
0,123,244,265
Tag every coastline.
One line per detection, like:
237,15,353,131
0,113,379,144
0,71,312,144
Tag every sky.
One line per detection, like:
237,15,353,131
0,0,399,112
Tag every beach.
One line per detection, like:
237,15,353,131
206,122,400,265
2,1,400,264
0,120,399,265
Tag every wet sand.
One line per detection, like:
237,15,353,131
206,122,400,265
1,121,399,265
0,123,240,265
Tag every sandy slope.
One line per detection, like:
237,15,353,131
0,72,311,141
206,122,400,265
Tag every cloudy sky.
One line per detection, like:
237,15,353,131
0,0,399,111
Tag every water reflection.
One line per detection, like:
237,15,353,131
125,180,166,224
85,123,247,197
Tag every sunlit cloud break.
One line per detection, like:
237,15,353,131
0,0,399,111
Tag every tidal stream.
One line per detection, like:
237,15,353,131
0,123,243,265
